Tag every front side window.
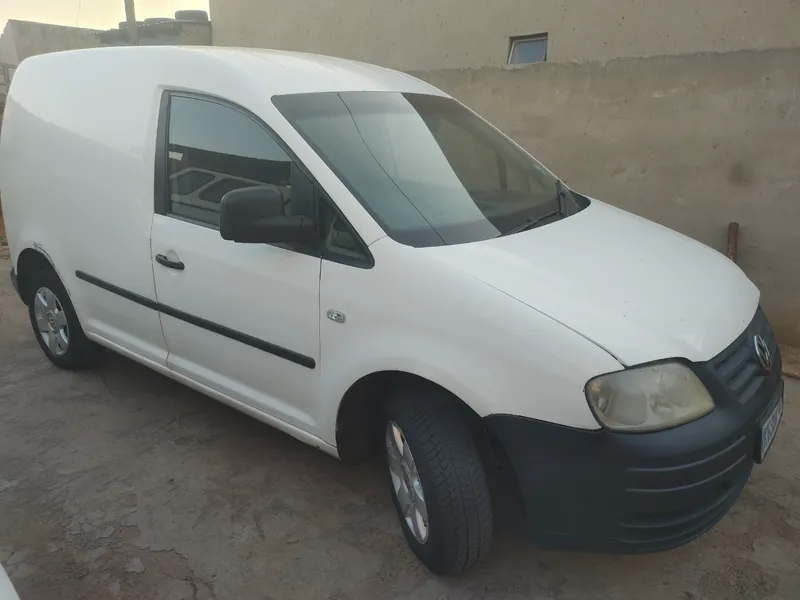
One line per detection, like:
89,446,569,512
162,94,370,266
166,95,297,228
273,92,585,247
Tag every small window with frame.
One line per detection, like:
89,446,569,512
318,191,372,268
508,33,548,65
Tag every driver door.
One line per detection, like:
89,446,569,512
150,92,321,434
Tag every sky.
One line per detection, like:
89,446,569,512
0,0,210,31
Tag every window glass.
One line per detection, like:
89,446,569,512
171,169,214,196
167,96,294,228
199,178,258,204
508,35,548,65
318,193,369,266
274,92,584,247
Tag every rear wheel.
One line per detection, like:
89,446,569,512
383,387,493,574
27,268,100,370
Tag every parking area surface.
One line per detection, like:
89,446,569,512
1,260,799,600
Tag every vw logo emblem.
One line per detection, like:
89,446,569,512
753,334,772,372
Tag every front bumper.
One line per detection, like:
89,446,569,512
486,307,783,553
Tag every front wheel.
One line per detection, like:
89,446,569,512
383,387,493,574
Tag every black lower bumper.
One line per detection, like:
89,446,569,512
486,321,783,554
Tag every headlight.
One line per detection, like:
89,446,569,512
585,362,714,432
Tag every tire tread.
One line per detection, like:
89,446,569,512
385,385,493,573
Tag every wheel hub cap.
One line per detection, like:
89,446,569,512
386,421,429,544
33,287,70,357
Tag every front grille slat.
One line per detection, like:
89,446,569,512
618,480,739,532
706,306,777,404
728,362,759,394
737,376,763,404
628,435,746,477
619,445,752,548
616,480,744,547
626,453,747,495
716,343,752,383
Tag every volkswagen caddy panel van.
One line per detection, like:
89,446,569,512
0,47,783,573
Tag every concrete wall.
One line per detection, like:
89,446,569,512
97,22,212,46
163,22,212,46
413,48,800,344
0,24,20,65
0,20,211,68
3,20,101,63
209,0,800,69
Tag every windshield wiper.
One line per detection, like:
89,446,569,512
500,208,562,236
500,180,569,237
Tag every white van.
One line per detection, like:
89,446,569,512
0,564,20,600
0,47,784,574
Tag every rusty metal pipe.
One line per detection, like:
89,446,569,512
124,0,139,46
727,222,739,262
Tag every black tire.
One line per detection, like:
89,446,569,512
26,268,100,370
383,386,493,574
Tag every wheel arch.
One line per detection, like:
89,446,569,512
15,247,58,305
335,369,486,463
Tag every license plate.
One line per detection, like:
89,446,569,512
759,390,783,462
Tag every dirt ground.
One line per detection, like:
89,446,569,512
0,260,798,600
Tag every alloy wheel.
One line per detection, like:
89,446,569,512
33,286,69,356
386,421,429,543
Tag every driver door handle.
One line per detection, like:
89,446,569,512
155,254,185,271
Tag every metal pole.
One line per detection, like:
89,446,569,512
124,0,138,45
727,222,740,262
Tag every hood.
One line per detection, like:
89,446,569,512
424,200,759,365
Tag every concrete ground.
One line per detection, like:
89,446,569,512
1,261,799,600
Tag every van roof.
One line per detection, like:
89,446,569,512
21,45,444,97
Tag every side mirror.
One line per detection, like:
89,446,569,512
219,185,315,244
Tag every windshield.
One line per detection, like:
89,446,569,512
273,92,585,247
